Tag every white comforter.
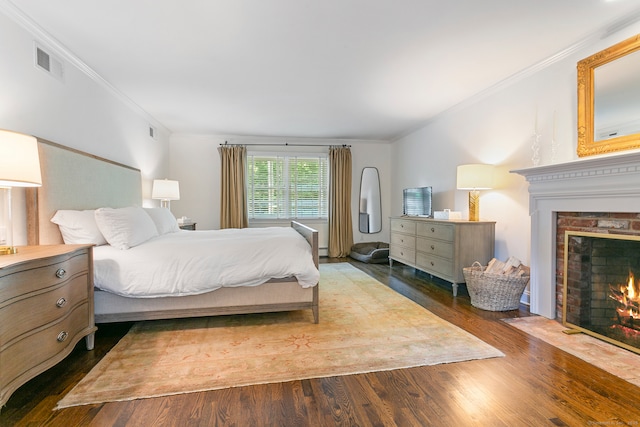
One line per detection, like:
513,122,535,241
92,227,319,298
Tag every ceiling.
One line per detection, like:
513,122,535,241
6,0,640,141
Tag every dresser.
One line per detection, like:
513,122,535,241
390,217,495,296
0,245,96,407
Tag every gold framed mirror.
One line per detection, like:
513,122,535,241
577,34,640,157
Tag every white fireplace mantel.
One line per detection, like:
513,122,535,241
512,152,640,319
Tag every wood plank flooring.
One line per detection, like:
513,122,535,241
2,258,640,426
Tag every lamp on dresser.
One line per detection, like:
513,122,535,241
0,130,42,254
456,164,494,222
152,179,180,211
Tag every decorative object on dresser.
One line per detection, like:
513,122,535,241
0,130,42,255
389,217,495,296
456,164,495,221
433,209,462,220
152,179,180,210
0,244,96,407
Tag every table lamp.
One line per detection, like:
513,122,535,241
456,164,494,221
0,130,42,254
152,179,180,210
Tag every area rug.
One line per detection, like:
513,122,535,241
503,316,640,387
57,263,504,409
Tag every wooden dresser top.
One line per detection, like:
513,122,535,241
0,245,91,270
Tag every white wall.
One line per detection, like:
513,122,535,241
169,134,391,254
391,23,640,300
0,10,169,244
6,0,638,268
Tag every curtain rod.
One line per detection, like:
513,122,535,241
219,141,351,148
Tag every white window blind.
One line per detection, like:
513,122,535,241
247,153,329,219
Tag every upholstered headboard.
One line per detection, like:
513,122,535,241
26,139,142,245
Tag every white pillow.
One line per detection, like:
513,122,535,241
94,207,159,250
144,207,180,235
51,210,107,245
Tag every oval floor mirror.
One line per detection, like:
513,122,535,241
359,167,382,233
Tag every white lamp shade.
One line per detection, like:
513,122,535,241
456,164,494,190
152,179,180,200
0,130,42,187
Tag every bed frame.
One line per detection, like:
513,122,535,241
26,139,319,324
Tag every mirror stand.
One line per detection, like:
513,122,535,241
358,167,382,234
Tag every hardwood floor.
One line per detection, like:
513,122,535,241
2,258,640,426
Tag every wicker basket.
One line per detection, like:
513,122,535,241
463,261,530,311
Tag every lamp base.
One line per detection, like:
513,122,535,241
0,246,18,255
468,190,480,221
1,187,15,254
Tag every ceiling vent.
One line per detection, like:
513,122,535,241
34,43,64,81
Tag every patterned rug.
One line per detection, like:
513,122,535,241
57,263,504,409
503,316,640,387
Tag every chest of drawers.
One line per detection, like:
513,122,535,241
390,217,495,296
0,245,96,407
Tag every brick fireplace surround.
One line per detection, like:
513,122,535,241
557,212,640,319
513,152,640,319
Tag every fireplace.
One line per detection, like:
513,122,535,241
512,151,640,319
563,231,640,354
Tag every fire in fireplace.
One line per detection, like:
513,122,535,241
609,272,640,331
563,231,640,354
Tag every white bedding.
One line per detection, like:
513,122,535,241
92,227,320,298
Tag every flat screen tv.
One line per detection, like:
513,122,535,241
403,187,432,217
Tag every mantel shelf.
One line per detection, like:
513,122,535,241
511,151,640,182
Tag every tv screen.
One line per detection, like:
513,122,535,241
403,187,432,217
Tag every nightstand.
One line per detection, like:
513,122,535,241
179,223,196,230
0,245,97,407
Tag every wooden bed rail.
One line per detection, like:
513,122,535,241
291,221,319,268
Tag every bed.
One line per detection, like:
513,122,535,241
26,139,320,324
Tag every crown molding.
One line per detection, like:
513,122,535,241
392,8,640,143
0,0,170,135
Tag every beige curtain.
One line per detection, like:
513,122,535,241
328,146,353,257
218,145,248,229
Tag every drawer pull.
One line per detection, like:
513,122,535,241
430,245,435,250
57,331,68,342
431,227,435,233
430,261,435,266
55,268,67,279
56,297,67,308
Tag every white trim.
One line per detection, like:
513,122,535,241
512,152,640,319
392,8,640,142
0,0,169,135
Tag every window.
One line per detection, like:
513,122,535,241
247,153,329,220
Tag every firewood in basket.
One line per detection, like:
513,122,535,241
502,256,523,275
515,265,530,277
486,258,498,272
486,258,504,274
